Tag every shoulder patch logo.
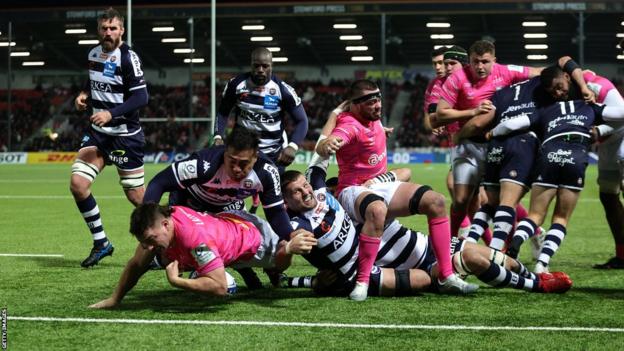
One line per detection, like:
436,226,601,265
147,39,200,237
191,243,216,266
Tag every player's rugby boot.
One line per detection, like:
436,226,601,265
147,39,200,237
81,242,115,267
593,256,624,269
438,273,479,295
537,272,572,293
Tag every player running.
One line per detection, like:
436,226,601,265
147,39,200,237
71,8,149,267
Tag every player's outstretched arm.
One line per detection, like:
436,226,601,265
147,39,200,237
166,261,229,297
89,244,154,309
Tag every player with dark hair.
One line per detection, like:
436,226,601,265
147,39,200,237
425,45,475,239
214,47,308,172
316,80,472,301
436,40,543,240
531,61,624,269
89,203,315,309
71,7,149,267
486,83,624,272
144,126,295,288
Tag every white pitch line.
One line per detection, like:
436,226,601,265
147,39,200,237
0,179,66,183
0,195,125,199
0,253,64,257
8,316,624,333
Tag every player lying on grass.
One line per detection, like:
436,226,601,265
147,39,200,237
280,154,573,297
89,203,315,308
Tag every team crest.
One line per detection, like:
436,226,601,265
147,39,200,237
110,55,117,62
185,163,196,174
316,193,326,202
509,170,517,178
244,179,253,188
269,88,277,95
577,178,583,185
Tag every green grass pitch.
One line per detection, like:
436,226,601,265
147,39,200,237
1,163,624,350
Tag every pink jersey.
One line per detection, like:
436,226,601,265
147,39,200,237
424,76,445,113
165,206,261,276
331,112,387,194
584,71,616,103
439,63,531,111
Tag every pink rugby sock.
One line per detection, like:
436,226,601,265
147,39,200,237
355,234,381,284
429,217,453,279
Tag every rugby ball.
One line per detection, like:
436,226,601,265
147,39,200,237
225,271,238,295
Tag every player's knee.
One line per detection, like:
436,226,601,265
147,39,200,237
412,187,445,217
364,201,387,229
119,171,145,191
70,160,99,195
394,270,413,296
359,193,386,225
125,187,144,207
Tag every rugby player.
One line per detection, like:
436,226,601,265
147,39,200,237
144,127,296,288
541,60,624,269
486,71,624,272
281,159,572,297
316,80,471,301
88,203,315,308
71,8,149,267
214,47,308,172
436,40,543,238
424,46,475,240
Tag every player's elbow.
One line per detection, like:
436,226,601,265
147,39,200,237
209,284,228,297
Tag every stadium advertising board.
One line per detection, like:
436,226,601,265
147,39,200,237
0,152,28,164
143,151,450,165
27,152,77,164
144,152,191,164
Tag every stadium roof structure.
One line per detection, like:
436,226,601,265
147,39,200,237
0,0,623,70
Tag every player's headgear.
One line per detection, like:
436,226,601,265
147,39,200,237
443,45,468,64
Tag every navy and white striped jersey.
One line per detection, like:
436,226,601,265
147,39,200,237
290,165,429,281
87,43,146,136
169,146,283,211
218,73,303,158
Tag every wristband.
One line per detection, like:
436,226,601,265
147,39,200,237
563,59,581,75
285,240,293,255
213,135,223,140
287,142,299,152
332,108,343,115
